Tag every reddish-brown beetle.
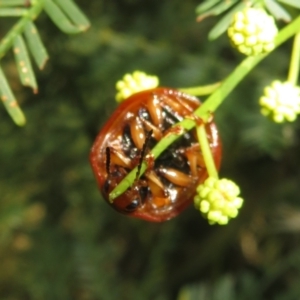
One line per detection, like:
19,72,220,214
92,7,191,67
90,88,222,222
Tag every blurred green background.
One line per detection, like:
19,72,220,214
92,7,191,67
1,1,300,299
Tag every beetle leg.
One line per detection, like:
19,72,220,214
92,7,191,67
129,116,146,150
160,94,195,117
158,167,194,187
135,129,153,176
177,144,206,175
185,112,214,131
184,113,203,125
146,170,165,195
183,147,199,177
144,152,155,172
147,94,163,127
108,147,132,168
163,124,185,138
140,117,163,140
195,150,206,168
152,196,171,208
173,95,199,113
145,170,171,208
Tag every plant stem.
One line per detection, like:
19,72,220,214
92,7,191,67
179,82,221,96
197,124,218,179
109,14,300,202
0,0,26,6
0,0,43,59
287,31,300,85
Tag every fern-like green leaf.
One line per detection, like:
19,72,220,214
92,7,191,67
208,1,246,40
13,34,38,93
24,21,49,69
278,0,300,9
54,0,90,31
0,0,90,125
196,0,238,22
0,2,43,59
265,0,291,22
0,0,26,6
0,8,27,16
0,65,26,126
195,0,220,15
44,0,88,34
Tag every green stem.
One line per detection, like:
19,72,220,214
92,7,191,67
179,82,221,96
0,8,28,16
0,0,26,6
0,0,44,59
287,31,300,85
109,14,300,202
197,124,218,179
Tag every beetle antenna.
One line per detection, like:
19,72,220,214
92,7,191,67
136,130,153,180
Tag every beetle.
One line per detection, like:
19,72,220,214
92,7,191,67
90,87,222,222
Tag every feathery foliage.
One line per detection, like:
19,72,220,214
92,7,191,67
0,0,89,125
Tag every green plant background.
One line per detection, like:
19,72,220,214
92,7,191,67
1,1,300,299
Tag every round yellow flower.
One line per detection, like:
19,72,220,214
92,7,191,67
227,8,278,56
194,177,244,225
260,81,300,123
115,71,159,102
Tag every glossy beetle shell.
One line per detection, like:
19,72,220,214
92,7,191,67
90,88,222,222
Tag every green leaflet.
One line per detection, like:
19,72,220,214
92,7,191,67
0,2,43,59
44,0,88,34
265,0,291,22
278,0,300,9
0,65,26,126
0,8,27,16
0,0,25,6
0,0,90,125
208,2,246,40
197,0,238,23
54,0,90,31
24,21,49,69
195,0,221,15
13,34,38,93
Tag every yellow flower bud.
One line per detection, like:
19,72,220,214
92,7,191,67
115,71,159,102
227,8,278,56
194,177,244,225
259,81,300,123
